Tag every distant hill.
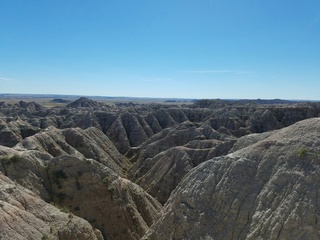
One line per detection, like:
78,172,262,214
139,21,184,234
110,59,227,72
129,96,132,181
50,98,71,103
66,97,104,108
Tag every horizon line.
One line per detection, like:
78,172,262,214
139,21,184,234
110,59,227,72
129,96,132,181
0,93,319,102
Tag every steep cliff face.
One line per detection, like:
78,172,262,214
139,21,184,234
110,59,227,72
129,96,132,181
144,118,320,240
0,172,103,240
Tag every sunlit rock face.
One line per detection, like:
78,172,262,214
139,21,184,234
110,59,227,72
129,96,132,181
144,118,320,240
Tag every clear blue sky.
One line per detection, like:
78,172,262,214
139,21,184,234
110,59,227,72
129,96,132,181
1,0,320,99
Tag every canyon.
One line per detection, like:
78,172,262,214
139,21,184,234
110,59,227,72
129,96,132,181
1,97,320,239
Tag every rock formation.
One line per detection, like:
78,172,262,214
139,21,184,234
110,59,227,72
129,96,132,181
47,155,161,240
144,118,320,239
0,125,161,240
15,126,130,175
0,172,103,240
0,117,40,147
1,97,320,239
129,121,235,204
66,97,107,109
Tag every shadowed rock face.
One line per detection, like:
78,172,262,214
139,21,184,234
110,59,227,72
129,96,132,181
0,172,103,240
0,150,161,240
47,156,162,240
0,117,40,147
0,126,161,240
144,118,320,240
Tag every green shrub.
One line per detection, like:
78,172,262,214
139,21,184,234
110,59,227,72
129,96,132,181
60,206,70,213
297,147,308,157
41,233,51,240
0,155,22,165
297,146,319,161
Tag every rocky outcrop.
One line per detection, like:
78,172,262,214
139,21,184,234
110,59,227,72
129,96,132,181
0,172,103,240
0,123,161,240
15,126,130,175
51,98,71,104
130,121,235,204
144,118,320,239
230,131,276,152
67,97,104,108
0,101,47,117
0,117,40,147
0,146,52,201
134,145,218,204
47,155,162,240
0,143,161,240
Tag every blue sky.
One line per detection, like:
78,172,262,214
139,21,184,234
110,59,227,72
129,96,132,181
1,0,320,99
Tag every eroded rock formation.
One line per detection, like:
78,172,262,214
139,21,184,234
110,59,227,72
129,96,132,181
0,172,103,240
1,97,320,240
144,118,320,239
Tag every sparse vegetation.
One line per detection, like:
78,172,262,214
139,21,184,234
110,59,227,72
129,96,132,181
297,147,309,157
103,176,109,185
60,206,71,213
297,146,319,160
0,155,23,165
41,233,51,240
52,170,67,180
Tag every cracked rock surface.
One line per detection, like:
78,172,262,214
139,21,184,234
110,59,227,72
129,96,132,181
0,172,103,240
144,118,320,240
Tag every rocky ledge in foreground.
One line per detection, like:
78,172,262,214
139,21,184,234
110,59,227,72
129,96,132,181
0,172,103,240
144,117,320,239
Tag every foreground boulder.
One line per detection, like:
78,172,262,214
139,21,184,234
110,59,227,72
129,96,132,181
144,117,320,239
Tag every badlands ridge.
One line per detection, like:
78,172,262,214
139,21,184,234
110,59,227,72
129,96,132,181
1,97,320,239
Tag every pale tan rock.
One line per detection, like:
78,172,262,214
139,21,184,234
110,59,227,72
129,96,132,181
47,155,162,240
144,118,320,240
130,121,235,204
0,146,52,201
0,172,102,240
15,126,130,175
